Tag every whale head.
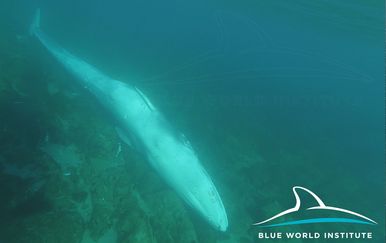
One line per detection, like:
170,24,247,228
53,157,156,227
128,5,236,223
146,131,228,231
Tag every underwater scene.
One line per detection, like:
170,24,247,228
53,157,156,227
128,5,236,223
0,0,384,242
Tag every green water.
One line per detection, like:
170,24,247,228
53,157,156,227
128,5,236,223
0,0,384,242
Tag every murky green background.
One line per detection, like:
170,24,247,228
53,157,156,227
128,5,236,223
0,0,384,242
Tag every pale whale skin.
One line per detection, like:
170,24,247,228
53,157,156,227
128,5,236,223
30,10,228,231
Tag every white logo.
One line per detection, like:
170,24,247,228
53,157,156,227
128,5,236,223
254,186,377,227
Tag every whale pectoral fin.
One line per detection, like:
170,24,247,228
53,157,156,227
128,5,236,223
134,87,155,111
115,127,135,149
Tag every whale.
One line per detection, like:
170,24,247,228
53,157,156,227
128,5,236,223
254,186,377,227
30,9,228,231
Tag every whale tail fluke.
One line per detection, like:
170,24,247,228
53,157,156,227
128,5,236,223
29,8,41,36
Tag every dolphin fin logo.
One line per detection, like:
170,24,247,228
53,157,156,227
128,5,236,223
254,186,377,227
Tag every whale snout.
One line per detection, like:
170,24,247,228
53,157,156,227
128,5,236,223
217,217,228,232
200,191,228,232
204,210,228,232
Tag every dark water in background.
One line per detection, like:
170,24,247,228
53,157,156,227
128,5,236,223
0,0,384,242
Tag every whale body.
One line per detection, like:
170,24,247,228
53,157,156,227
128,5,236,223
30,9,228,231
